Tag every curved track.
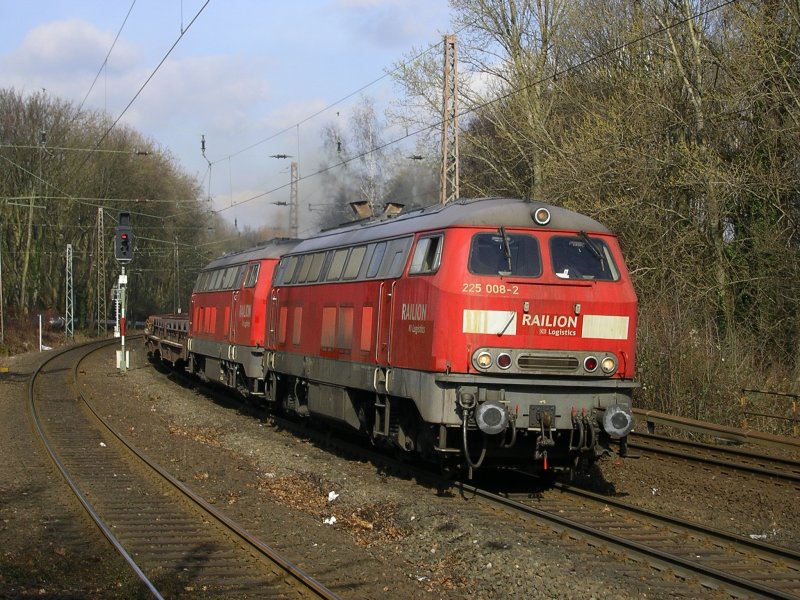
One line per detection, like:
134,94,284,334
29,339,339,599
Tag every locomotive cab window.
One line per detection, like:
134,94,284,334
550,235,619,281
469,232,541,277
409,234,443,275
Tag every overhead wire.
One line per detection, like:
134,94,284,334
69,0,211,179
77,0,137,114
215,0,740,213
0,2,213,226
207,16,479,166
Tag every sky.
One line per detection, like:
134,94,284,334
1,0,452,236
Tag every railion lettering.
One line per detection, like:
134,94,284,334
401,303,427,321
521,314,578,328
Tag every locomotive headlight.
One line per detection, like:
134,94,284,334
476,351,493,369
601,355,618,375
532,207,551,226
583,356,598,373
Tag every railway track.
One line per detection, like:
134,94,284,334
462,477,800,599
29,339,339,599
145,352,800,597
627,432,800,486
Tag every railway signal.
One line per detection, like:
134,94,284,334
114,213,134,263
113,212,133,372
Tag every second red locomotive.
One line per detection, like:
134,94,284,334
146,197,637,475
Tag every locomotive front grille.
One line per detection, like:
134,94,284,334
517,354,579,372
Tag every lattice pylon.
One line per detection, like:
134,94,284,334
440,34,459,204
96,208,107,335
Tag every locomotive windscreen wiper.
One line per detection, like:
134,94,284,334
579,230,606,272
498,226,512,274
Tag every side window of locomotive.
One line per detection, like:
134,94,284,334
378,236,413,278
326,248,349,281
550,236,619,281
409,234,443,275
283,256,301,284
235,265,247,288
366,242,387,278
211,269,224,290
306,252,327,282
222,267,238,289
296,254,314,283
290,256,307,283
244,263,260,288
274,258,288,284
342,246,366,280
469,233,541,277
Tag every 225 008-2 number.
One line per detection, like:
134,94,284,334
462,283,519,295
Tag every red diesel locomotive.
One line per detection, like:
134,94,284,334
145,197,637,475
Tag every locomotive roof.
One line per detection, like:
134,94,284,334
203,237,301,270
289,197,612,255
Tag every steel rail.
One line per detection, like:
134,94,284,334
31,338,340,600
457,479,800,600
552,481,800,563
628,432,800,484
77,344,339,600
28,339,163,599
633,408,800,451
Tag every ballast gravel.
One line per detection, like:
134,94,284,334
1,344,798,598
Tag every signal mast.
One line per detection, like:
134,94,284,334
114,212,134,372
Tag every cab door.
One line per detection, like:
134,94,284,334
375,280,395,366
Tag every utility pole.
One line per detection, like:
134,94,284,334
440,34,459,205
96,207,107,335
270,154,298,238
290,161,299,239
173,236,180,314
65,244,74,341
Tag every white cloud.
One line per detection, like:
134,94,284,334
8,19,139,88
124,55,272,134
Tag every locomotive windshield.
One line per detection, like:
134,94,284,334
550,235,620,281
469,232,541,276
